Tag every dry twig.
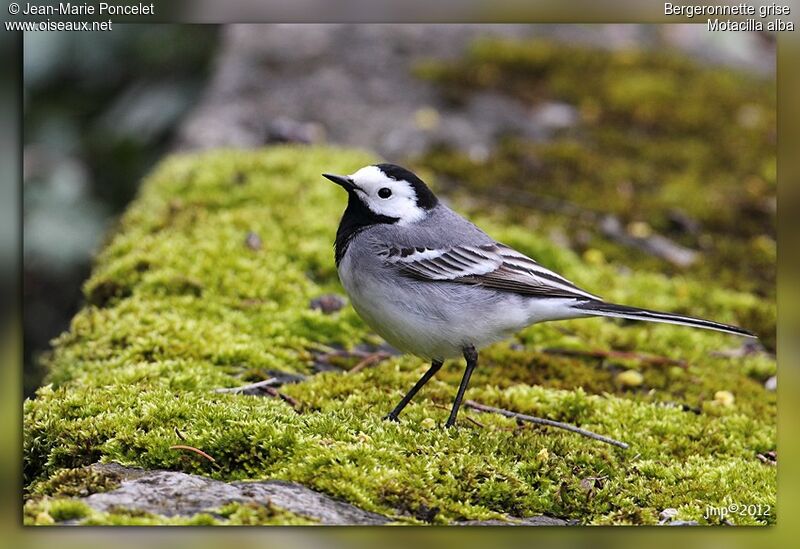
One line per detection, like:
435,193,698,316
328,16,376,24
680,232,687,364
431,403,486,428
464,400,629,449
348,352,391,374
214,378,300,410
169,445,217,462
261,386,301,410
213,378,281,394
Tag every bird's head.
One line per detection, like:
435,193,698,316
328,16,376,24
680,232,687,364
323,163,438,225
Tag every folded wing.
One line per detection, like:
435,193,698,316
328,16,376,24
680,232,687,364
380,242,600,300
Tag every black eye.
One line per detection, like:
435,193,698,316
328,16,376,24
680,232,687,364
378,187,392,199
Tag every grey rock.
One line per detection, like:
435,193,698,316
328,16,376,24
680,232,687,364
458,515,567,526
516,515,570,526
85,463,389,525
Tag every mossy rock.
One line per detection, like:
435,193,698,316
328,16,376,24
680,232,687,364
24,145,775,525
24,496,315,526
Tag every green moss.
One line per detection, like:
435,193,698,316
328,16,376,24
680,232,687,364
28,465,123,498
24,498,93,524
24,144,774,525
215,501,317,525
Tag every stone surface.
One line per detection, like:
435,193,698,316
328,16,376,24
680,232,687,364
85,463,390,525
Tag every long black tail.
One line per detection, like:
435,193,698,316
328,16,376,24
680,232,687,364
575,301,756,338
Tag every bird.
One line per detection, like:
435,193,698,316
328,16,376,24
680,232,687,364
322,164,756,428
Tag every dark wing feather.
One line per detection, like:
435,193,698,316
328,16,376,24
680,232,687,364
380,243,600,300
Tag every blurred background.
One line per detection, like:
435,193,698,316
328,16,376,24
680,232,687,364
23,25,219,393
23,24,776,397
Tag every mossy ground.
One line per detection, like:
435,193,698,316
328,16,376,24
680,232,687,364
24,41,775,526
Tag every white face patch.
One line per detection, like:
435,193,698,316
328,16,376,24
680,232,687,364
348,165,427,224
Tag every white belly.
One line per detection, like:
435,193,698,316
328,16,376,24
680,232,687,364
338,254,583,360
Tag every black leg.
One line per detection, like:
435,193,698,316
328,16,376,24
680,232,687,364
384,359,443,421
445,345,478,428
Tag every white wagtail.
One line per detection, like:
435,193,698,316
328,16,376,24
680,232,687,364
323,164,756,428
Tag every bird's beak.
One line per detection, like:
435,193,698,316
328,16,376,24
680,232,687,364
322,173,356,191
